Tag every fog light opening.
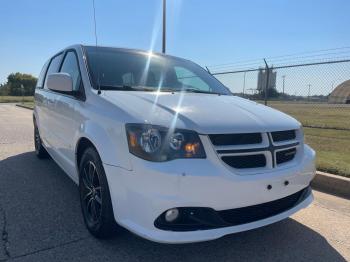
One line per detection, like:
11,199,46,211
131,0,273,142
165,208,179,222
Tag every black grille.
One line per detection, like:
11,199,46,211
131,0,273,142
222,154,266,169
218,187,309,226
209,133,262,146
271,130,296,142
276,148,297,164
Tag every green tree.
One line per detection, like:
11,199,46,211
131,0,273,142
6,73,37,96
0,83,9,95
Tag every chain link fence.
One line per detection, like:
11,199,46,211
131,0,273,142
210,59,350,131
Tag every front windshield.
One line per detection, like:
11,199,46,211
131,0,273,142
84,46,231,95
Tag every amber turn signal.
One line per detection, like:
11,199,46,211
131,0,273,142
184,143,200,155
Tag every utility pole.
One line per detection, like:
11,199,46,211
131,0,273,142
162,0,166,53
307,84,311,102
282,75,286,95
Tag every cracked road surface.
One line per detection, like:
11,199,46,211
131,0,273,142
0,104,349,261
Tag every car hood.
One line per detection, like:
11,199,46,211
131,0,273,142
102,91,301,134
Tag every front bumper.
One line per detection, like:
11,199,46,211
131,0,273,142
103,144,316,243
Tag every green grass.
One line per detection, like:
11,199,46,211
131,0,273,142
0,96,34,103
268,102,350,130
266,101,350,177
304,127,350,177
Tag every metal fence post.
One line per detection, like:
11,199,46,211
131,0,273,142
263,59,269,106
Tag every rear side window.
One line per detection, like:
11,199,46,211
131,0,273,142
36,61,49,89
60,51,82,91
44,53,63,89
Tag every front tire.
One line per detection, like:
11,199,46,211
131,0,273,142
79,147,120,238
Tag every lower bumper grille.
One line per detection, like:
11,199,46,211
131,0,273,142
218,186,309,225
154,186,311,231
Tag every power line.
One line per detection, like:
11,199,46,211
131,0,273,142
210,58,350,75
266,50,350,64
261,46,350,61
210,53,350,73
210,61,263,70
271,55,350,67
207,46,350,69
209,59,262,68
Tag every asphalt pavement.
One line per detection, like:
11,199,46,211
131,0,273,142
0,104,349,261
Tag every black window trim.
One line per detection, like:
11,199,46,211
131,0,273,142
81,46,97,89
41,49,86,101
57,49,86,101
41,52,64,90
35,60,50,89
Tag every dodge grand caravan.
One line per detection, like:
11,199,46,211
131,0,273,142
34,45,316,243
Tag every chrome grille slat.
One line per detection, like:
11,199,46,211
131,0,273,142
217,142,299,155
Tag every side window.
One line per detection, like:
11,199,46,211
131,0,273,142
44,54,63,89
60,51,82,91
174,66,210,91
36,61,49,89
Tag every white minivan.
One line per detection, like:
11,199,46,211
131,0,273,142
34,45,316,243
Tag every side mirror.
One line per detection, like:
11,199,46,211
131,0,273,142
47,73,73,93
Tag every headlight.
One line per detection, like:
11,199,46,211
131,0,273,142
126,124,206,162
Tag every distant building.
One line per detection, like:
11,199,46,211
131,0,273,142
257,68,277,92
329,80,350,104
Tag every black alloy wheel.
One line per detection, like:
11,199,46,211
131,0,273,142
79,147,120,238
81,160,103,226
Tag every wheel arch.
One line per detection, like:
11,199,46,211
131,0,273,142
75,137,99,172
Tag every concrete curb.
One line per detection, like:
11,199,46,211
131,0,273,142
16,104,33,110
311,171,350,199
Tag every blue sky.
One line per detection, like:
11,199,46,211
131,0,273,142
1,0,350,84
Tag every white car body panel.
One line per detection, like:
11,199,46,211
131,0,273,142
34,44,316,244
101,91,301,134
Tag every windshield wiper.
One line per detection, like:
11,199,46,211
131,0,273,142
178,88,222,95
99,85,223,95
98,85,155,92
